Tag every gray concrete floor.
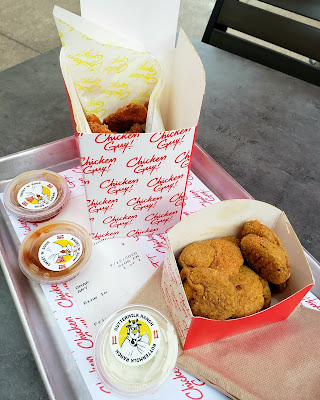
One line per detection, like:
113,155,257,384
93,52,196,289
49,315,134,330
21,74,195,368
1,0,318,72
0,0,216,72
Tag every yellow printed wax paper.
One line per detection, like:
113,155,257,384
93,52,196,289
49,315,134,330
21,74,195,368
54,7,164,132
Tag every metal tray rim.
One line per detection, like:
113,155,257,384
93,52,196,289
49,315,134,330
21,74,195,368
1,137,319,400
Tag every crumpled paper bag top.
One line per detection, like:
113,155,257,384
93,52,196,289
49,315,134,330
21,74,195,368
54,6,164,132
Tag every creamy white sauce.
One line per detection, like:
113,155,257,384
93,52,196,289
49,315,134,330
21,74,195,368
100,317,178,394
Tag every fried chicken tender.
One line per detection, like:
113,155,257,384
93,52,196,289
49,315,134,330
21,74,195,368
229,266,265,318
178,239,243,276
88,122,112,133
86,114,102,125
181,267,236,320
125,123,144,133
103,103,147,132
240,220,282,246
240,234,290,284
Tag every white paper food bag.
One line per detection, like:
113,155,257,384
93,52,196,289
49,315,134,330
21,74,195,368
54,1,205,239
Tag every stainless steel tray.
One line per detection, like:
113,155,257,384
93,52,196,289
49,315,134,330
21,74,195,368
1,137,319,400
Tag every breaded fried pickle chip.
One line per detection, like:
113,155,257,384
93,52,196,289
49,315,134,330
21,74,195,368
269,280,289,294
203,238,243,276
220,236,241,247
229,266,265,318
103,103,147,132
181,268,236,320
178,242,216,270
240,220,282,246
178,239,243,276
259,276,272,308
240,234,290,284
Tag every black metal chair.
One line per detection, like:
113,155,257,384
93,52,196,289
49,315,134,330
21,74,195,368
202,0,320,86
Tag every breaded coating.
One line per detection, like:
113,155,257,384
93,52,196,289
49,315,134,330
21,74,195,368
144,101,149,110
125,123,144,133
181,267,236,320
259,276,272,308
220,236,241,247
240,220,282,246
229,266,265,318
183,278,194,301
88,122,112,133
178,239,243,276
240,234,290,284
269,280,289,294
203,238,243,276
178,241,216,270
86,114,102,124
103,103,147,132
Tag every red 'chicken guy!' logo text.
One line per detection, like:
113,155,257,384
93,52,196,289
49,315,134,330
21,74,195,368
87,197,118,214
17,218,38,236
170,192,185,207
146,233,167,253
65,316,93,349
175,150,191,168
147,174,184,193
95,133,139,154
149,128,191,150
173,367,205,399
145,210,178,226
190,190,216,207
81,155,117,177
103,214,137,229
49,283,73,307
61,174,76,188
127,195,162,211
100,177,139,195
91,231,119,240
126,154,167,175
126,227,159,238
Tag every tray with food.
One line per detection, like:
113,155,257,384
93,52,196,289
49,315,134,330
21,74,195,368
1,137,320,400
1,0,320,398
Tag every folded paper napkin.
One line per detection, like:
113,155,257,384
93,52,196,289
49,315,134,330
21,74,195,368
129,266,320,400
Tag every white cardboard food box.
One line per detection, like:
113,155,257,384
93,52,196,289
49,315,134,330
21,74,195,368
54,0,205,239
162,199,314,350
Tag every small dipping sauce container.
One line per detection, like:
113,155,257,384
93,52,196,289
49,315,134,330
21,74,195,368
94,304,179,396
19,221,92,284
4,169,70,222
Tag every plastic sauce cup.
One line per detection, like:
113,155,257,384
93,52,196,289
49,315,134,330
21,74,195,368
4,170,70,222
19,221,92,284
94,304,179,396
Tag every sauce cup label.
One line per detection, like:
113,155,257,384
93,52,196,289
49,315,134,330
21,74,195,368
17,181,58,209
109,310,161,366
38,233,83,271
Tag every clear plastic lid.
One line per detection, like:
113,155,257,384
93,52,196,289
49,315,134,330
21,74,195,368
3,170,70,222
19,220,92,284
94,304,179,396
